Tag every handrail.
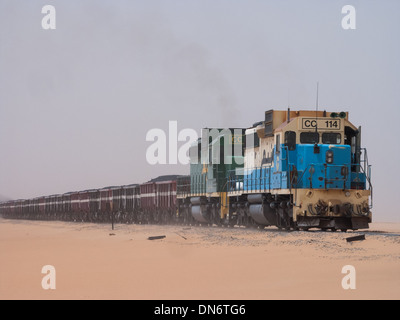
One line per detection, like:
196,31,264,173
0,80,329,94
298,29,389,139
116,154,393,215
358,148,373,208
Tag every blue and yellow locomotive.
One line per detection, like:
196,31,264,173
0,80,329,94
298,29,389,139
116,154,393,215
177,109,372,231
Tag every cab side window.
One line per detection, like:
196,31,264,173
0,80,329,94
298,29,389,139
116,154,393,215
285,131,296,150
276,134,280,154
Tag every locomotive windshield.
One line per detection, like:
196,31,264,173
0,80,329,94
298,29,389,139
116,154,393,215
300,132,319,144
322,132,341,144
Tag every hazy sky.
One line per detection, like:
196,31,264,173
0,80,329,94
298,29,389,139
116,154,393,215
0,1,399,221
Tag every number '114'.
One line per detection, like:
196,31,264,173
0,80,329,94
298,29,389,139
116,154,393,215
325,121,338,128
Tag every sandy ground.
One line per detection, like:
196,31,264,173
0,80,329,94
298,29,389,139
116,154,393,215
0,218,399,300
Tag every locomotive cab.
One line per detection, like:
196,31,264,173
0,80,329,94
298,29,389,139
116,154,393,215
279,110,372,230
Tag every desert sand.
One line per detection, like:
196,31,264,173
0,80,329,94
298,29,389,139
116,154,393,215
0,218,399,300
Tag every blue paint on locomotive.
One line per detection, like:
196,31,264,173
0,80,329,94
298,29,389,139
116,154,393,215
290,144,351,189
240,143,367,192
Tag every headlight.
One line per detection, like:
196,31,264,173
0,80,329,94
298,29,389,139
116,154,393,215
326,150,334,164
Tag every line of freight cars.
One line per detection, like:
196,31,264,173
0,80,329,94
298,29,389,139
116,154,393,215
0,175,181,224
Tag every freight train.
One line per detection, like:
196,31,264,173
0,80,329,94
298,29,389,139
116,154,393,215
0,109,372,231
